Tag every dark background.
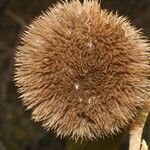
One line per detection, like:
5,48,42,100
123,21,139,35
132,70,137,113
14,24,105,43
0,0,149,150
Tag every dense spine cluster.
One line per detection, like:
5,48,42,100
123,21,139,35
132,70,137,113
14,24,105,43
14,0,150,141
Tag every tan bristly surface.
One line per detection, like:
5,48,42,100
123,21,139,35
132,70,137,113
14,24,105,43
14,0,150,141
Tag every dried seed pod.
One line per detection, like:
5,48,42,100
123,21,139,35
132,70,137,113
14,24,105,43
14,0,150,141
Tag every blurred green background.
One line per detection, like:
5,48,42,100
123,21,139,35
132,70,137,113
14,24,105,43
0,0,149,149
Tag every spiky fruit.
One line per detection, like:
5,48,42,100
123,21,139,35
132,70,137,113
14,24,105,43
14,0,150,141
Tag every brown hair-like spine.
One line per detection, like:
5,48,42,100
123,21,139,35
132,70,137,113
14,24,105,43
14,0,150,141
